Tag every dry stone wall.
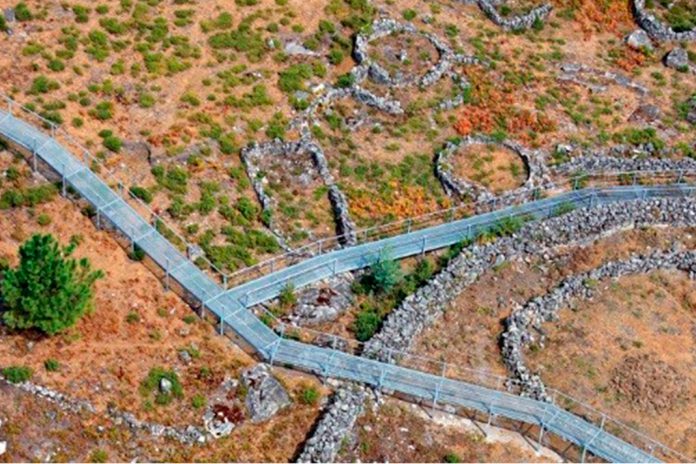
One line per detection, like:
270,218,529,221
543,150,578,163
435,135,551,202
295,384,367,463
241,139,358,247
501,248,696,400
476,0,552,31
298,196,696,461
631,0,696,42
363,196,696,360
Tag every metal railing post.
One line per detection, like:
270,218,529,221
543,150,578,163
421,235,426,255
61,163,67,196
130,225,136,255
219,310,225,335
433,361,446,408
269,324,285,366
165,258,170,291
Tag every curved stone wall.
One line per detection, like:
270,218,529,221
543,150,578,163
632,0,696,42
476,0,552,31
501,248,696,400
435,135,551,202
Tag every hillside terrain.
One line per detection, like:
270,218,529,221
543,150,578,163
0,0,695,462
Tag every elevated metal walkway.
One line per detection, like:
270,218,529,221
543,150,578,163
1,106,690,462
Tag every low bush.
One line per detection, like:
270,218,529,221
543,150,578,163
1,365,33,383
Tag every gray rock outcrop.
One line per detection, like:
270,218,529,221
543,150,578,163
241,364,291,422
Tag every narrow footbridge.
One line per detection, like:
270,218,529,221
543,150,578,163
0,106,690,462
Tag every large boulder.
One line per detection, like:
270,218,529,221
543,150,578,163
664,47,689,70
241,364,291,422
625,29,653,52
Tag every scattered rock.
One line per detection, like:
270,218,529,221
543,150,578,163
0,441,6,456
629,104,662,123
284,41,318,56
159,378,172,394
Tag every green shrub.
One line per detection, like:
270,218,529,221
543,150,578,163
37,213,51,226
72,5,90,23
92,101,114,120
14,2,32,21
353,308,380,341
362,253,402,294
278,283,296,309
299,385,320,405
191,393,206,409
44,359,60,372
1,365,33,383
2,234,104,335
89,449,108,463
335,73,355,88
129,185,153,204
102,135,122,153
140,367,184,406
47,59,65,72
126,311,141,323
402,9,416,20
152,165,189,194
30,75,59,94
443,452,461,463
278,63,313,93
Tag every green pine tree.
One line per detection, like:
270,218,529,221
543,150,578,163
1,234,104,335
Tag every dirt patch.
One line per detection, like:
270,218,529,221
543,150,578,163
610,354,689,414
452,143,527,193
337,397,556,463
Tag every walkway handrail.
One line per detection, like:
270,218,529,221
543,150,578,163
0,95,691,462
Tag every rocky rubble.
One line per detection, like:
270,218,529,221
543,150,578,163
0,376,95,414
631,0,696,42
108,406,207,445
289,275,354,326
0,376,209,445
501,248,696,400
295,385,367,463
558,62,649,95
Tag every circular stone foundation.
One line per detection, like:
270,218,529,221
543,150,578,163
451,143,528,195
435,135,548,202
